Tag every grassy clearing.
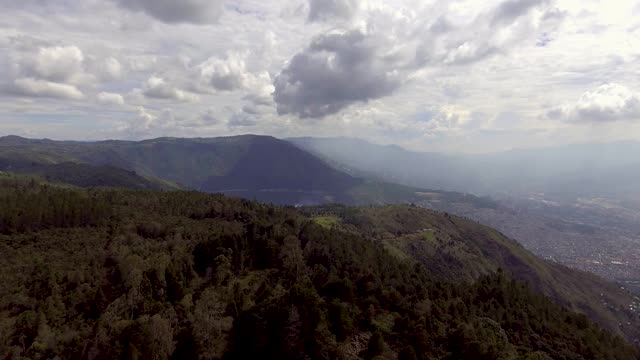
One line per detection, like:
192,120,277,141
312,215,341,229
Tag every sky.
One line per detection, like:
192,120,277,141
0,0,639,153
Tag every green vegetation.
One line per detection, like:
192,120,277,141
0,177,637,359
0,135,359,201
0,160,176,191
0,135,499,206
312,215,341,229
305,205,640,343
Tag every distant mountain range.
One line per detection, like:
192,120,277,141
0,135,432,205
7,134,639,204
289,137,640,203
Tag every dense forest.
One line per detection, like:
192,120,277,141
0,174,637,359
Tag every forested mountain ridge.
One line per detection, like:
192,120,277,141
0,135,506,207
0,174,638,359
302,205,640,344
0,160,175,191
0,135,405,205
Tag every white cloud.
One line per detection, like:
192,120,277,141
143,76,199,102
13,78,84,100
102,57,122,79
117,106,157,136
198,52,275,98
97,91,125,105
423,106,475,132
274,0,561,118
547,83,640,122
31,46,85,83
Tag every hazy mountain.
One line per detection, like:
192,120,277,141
0,176,638,358
288,136,475,192
0,135,428,205
290,137,640,293
289,137,640,202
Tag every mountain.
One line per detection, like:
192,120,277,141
304,205,640,345
0,135,419,205
288,137,640,294
288,137,640,202
288,137,473,192
0,176,637,359
0,160,174,190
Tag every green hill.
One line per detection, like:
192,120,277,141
0,176,637,359
0,159,174,190
303,205,640,344
0,135,422,205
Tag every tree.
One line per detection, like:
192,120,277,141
193,288,231,359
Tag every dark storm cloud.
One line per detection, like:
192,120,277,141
114,0,224,24
307,0,359,22
273,30,406,118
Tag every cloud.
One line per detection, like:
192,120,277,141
2,43,113,101
417,106,478,133
117,106,157,136
6,45,91,89
101,57,122,79
113,0,224,24
1,0,637,151
200,53,252,91
197,52,274,97
31,46,85,83
12,78,84,99
143,76,199,102
273,29,407,118
117,107,223,136
228,112,257,127
492,0,549,25
97,91,125,105
308,0,359,23
275,0,562,119
417,0,562,66
172,109,221,128
547,84,640,122
186,109,220,127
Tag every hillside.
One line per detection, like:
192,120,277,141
0,135,412,205
0,176,637,359
289,137,640,296
0,159,174,190
302,205,640,344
